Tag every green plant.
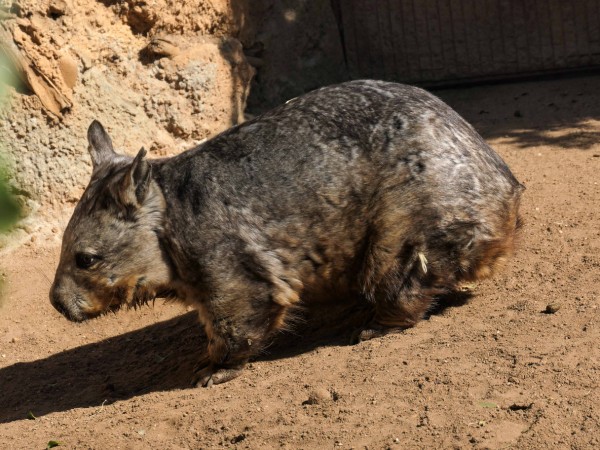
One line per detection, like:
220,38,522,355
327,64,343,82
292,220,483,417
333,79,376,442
0,163,20,231
0,35,21,232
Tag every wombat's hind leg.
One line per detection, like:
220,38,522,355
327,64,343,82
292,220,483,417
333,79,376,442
353,248,446,343
352,290,435,343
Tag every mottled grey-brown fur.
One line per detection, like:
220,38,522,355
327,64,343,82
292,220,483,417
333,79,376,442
51,80,523,386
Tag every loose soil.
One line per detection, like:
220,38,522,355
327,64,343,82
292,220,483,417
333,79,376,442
1,75,599,449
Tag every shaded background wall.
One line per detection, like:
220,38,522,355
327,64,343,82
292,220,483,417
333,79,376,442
232,0,348,113
244,0,600,109
332,0,600,86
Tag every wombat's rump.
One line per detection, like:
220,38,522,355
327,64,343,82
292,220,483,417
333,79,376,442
51,80,523,386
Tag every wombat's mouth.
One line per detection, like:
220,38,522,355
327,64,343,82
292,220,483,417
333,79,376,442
79,285,156,320
60,282,174,322
53,300,86,322
52,278,136,322
67,300,123,322
60,291,126,322
87,294,127,319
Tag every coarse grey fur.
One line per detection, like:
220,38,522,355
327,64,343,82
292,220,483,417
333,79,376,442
51,80,523,386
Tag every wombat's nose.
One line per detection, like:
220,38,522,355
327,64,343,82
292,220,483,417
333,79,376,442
53,299,69,317
50,283,68,316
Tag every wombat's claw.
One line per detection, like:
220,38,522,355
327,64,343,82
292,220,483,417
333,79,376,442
192,364,244,388
351,327,386,344
192,365,213,388
351,325,407,344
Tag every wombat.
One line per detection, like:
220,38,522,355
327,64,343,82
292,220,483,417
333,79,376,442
50,80,523,387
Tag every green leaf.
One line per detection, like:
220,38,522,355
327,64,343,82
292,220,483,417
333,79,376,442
47,441,62,449
0,166,21,232
26,411,36,420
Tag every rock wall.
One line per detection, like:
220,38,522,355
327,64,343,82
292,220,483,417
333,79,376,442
0,0,347,243
0,0,253,218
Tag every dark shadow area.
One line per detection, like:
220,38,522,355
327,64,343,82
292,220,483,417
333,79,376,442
0,289,473,423
433,71,600,150
227,0,348,114
137,45,160,66
426,290,473,318
0,307,362,424
0,312,205,424
227,1,600,151
217,38,253,127
0,299,371,422
491,128,600,151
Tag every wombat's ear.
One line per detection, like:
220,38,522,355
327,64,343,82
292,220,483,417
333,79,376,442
119,147,152,206
87,120,117,168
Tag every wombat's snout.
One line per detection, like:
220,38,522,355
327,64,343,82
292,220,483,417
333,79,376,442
49,279,84,322
49,281,67,316
51,296,70,318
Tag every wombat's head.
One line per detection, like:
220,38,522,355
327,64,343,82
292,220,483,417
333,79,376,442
50,121,172,321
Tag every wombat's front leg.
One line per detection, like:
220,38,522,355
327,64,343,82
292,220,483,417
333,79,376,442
192,286,288,387
193,356,246,388
192,322,251,388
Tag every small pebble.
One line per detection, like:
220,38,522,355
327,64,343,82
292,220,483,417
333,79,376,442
303,387,331,405
545,303,561,314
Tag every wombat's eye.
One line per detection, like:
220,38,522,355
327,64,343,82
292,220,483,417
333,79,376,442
75,252,100,270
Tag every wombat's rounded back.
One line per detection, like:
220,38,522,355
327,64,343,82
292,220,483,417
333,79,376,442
158,80,522,300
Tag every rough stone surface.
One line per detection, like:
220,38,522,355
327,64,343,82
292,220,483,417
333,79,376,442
0,0,348,240
0,0,255,230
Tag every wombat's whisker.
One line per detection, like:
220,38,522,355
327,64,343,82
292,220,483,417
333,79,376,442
35,267,53,287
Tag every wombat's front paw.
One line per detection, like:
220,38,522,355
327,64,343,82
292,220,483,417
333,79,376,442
192,360,245,388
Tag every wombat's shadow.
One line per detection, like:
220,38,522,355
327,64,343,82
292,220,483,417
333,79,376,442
0,292,470,423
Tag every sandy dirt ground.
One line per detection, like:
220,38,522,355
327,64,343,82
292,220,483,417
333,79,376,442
1,75,599,449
